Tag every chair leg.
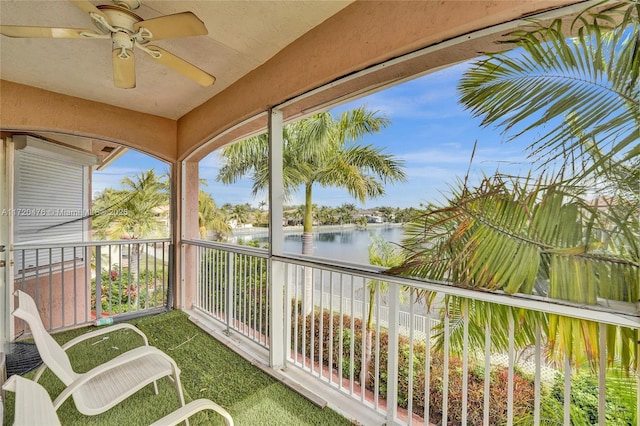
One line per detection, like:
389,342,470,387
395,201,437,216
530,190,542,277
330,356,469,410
153,380,159,395
172,371,186,407
171,369,188,426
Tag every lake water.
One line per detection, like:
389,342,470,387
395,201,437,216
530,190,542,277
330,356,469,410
235,225,406,265
233,225,430,317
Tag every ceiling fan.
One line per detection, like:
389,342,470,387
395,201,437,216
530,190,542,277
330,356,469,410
0,0,215,89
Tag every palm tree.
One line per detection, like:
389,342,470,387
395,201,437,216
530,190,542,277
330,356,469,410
198,190,230,240
361,234,405,385
317,205,337,225
294,205,306,226
93,169,169,279
338,203,357,224
393,3,639,369
377,206,394,223
229,203,250,228
217,106,407,312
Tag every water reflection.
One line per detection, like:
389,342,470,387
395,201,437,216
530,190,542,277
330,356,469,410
233,226,405,265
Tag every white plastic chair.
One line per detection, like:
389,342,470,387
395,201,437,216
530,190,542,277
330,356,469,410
3,375,234,426
3,374,61,426
12,290,186,416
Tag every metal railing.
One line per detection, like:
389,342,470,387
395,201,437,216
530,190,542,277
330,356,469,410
13,239,171,334
187,241,640,426
279,256,639,426
190,240,270,348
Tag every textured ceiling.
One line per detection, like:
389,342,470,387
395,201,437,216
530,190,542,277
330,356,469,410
0,0,352,119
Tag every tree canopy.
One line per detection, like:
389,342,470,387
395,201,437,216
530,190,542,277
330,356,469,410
92,169,169,240
217,105,407,252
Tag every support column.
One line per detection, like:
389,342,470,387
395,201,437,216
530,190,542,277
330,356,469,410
176,159,200,310
0,137,10,345
268,108,284,257
268,108,286,369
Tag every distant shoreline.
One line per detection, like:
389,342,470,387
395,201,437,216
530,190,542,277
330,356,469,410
231,222,404,236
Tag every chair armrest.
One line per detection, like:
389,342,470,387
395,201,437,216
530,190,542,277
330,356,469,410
52,346,178,410
61,323,150,350
149,399,234,426
33,323,150,383
3,376,62,426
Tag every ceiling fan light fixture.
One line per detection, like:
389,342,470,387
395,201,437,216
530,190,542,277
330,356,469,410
112,31,134,53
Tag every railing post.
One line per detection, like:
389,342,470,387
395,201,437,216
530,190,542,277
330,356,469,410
167,243,174,309
226,250,234,334
270,259,285,369
95,245,102,319
386,282,400,424
598,323,606,426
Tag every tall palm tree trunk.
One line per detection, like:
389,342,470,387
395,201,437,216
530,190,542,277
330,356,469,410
361,288,375,385
302,184,314,315
129,242,140,281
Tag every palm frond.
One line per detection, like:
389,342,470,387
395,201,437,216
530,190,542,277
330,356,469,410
335,106,391,143
394,171,638,367
458,7,639,176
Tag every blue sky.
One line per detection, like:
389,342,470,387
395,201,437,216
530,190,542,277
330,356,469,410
94,60,539,208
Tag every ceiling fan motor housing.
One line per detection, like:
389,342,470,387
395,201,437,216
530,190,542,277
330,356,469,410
112,0,141,10
95,4,142,34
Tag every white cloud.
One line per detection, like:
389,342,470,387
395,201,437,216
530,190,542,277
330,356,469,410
336,61,473,121
356,90,466,121
400,142,527,166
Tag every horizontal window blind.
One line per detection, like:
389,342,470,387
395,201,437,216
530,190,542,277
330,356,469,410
14,148,88,271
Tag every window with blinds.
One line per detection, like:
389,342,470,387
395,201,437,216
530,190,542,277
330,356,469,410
13,137,94,272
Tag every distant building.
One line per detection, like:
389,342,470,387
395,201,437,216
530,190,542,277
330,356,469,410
356,209,384,224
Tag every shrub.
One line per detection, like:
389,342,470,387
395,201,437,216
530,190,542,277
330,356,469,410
292,305,535,425
91,264,167,314
200,252,269,335
538,371,637,426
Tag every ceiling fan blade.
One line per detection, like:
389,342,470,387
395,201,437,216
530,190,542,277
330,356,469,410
133,12,207,41
144,46,215,87
0,26,100,39
113,49,136,89
69,0,110,24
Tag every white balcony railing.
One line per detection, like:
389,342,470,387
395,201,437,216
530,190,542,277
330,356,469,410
194,240,640,425
13,239,171,335
191,241,270,348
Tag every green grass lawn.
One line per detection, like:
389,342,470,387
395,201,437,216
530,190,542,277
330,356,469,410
3,310,351,425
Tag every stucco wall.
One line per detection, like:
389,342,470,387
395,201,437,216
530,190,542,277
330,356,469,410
0,80,177,162
14,265,89,334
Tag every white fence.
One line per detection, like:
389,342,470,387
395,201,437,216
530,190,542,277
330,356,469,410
312,290,439,340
